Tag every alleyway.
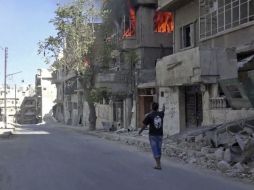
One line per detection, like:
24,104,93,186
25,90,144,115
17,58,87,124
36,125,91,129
0,124,253,190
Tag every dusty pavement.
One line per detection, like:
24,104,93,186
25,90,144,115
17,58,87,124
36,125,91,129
0,124,253,190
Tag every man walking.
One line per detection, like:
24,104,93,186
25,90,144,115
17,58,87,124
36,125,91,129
139,102,165,170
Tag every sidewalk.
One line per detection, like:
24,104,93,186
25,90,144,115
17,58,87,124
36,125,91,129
0,122,15,138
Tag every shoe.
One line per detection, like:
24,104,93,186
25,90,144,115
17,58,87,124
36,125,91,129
154,166,162,170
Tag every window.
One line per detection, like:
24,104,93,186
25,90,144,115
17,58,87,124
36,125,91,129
200,0,254,39
73,103,77,109
180,23,194,49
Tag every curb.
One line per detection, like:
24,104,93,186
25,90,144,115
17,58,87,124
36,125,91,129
0,129,14,138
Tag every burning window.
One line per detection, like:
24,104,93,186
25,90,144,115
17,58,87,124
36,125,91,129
123,3,136,38
154,11,174,33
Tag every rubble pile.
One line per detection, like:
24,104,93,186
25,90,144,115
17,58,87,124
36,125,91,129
163,118,254,182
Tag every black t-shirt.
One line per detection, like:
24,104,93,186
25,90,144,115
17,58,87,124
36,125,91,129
143,111,164,136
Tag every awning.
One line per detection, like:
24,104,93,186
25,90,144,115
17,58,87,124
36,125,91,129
137,82,156,89
238,54,254,69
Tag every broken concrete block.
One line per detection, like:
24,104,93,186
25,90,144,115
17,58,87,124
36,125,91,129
215,148,224,161
241,138,254,163
230,143,243,163
228,124,244,133
235,134,247,151
201,147,210,154
188,158,197,164
232,162,245,173
224,148,232,163
195,134,204,143
243,127,254,135
250,168,254,175
217,160,231,172
206,153,217,160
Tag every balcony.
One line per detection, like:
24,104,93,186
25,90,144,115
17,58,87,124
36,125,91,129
95,72,129,94
158,0,189,11
122,37,137,50
156,47,238,86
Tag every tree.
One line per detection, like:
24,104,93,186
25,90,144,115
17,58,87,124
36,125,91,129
38,0,104,130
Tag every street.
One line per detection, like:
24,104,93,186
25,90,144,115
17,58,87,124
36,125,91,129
0,124,253,190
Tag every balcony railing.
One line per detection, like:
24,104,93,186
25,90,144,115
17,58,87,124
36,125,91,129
209,97,227,109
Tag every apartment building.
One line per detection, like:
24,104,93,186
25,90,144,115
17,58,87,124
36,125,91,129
156,0,254,135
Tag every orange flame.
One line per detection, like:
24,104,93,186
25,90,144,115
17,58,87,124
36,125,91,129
123,1,136,38
154,12,174,33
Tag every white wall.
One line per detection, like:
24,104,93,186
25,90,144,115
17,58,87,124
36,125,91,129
41,79,57,119
159,87,181,136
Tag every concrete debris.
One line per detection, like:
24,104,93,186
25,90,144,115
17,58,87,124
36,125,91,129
214,148,224,161
176,118,254,182
250,168,254,175
224,148,232,163
115,128,128,134
232,162,245,173
188,158,197,164
195,134,204,143
217,160,231,172
89,117,254,182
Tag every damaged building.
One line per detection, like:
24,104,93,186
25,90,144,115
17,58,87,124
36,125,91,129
156,0,254,135
51,0,254,137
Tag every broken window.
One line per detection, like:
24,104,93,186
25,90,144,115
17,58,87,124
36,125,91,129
200,0,254,39
180,23,194,49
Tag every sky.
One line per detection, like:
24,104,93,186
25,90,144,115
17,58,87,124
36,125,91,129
0,0,71,87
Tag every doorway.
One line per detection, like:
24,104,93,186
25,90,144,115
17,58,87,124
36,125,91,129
185,85,203,128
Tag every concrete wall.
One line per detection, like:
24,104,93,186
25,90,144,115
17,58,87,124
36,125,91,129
96,104,114,130
170,0,254,54
41,79,57,120
123,97,133,129
83,101,90,128
203,109,254,126
174,0,199,53
159,87,181,136
70,94,78,126
136,6,172,48
82,102,114,130
95,72,129,94
156,47,238,87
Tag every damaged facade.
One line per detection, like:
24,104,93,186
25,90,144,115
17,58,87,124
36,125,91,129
51,0,254,138
35,69,57,123
157,0,254,135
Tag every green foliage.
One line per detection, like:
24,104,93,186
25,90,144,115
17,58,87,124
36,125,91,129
38,0,103,73
126,50,139,66
88,88,111,103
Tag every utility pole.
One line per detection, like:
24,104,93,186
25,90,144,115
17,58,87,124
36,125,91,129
14,84,17,123
4,47,8,128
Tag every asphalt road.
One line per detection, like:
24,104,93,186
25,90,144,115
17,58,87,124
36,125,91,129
0,124,253,190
